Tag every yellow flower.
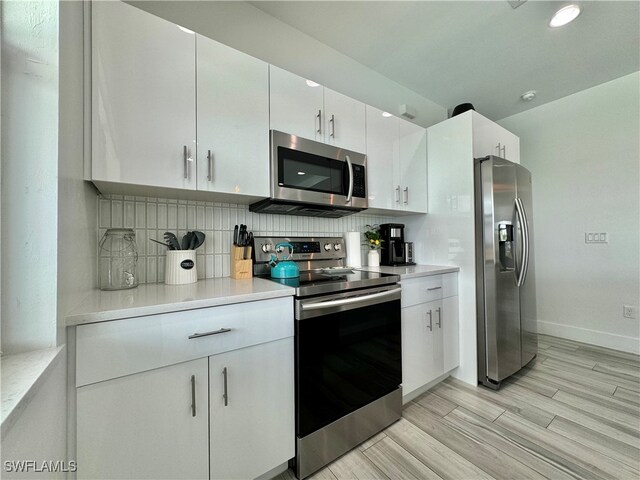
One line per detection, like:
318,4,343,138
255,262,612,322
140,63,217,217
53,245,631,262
375,240,380,245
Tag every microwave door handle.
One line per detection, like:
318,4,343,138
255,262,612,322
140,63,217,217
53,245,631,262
345,155,353,203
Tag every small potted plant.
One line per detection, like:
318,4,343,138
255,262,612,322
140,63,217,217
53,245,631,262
363,224,383,267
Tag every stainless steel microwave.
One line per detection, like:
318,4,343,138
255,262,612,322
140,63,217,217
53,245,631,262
250,131,368,218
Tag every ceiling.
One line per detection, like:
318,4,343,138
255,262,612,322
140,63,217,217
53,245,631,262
251,1,640,120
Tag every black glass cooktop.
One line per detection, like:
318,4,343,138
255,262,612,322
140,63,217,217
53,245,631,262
262,269,399,297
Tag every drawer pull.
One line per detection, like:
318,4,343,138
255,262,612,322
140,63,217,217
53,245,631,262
188,328,232,339
427,286,442,291
190,375,196,417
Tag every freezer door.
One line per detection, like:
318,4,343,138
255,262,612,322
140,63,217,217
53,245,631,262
516,164,537,367
481,157,522,383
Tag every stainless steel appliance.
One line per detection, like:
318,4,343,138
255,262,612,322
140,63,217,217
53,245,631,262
380,223,415,266
250,131,367,218
254,236,402,479
474,155,537,390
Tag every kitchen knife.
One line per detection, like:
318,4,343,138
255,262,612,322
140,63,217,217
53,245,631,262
233,225,239,246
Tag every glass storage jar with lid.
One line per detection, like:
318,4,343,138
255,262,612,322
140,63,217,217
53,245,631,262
99,228,138,290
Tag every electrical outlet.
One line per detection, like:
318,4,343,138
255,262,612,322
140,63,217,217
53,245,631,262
623,305,637,319
585,232,608,244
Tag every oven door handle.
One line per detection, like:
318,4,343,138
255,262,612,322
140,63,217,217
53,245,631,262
301,287,401,311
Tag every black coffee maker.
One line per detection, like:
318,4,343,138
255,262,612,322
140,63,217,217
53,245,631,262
380,223,415,266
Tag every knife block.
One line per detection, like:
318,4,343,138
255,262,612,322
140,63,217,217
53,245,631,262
230,246,252,280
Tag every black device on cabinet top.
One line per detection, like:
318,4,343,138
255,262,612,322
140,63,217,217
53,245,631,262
380,223,416,266
249,131,368,218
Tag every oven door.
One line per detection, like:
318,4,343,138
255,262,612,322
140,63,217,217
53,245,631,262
295,285,402,438
271,130,368,210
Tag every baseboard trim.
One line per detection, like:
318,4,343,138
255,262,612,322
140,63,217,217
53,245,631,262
537,320,640,354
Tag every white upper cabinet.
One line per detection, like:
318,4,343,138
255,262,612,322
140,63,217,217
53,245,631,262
91,0,197,189
196,35,270,197
269,65,324,143
472,112,520,163
324,88,366,153
365,106,399,210
269,66,366,152
365,106,427,214
398,120,428,213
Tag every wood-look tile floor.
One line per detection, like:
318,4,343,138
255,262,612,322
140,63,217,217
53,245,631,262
274,334,640,480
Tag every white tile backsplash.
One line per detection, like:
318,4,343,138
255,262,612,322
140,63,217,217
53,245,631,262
97,195,393,284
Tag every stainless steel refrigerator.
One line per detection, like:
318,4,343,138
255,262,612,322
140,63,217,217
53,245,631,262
474,155,537,389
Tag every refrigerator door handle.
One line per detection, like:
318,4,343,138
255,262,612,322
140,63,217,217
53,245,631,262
515,197,530,287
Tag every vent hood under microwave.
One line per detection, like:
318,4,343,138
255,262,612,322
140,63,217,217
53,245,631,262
249,131,368,218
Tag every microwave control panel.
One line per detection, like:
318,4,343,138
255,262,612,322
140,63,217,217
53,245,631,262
352,164,366,198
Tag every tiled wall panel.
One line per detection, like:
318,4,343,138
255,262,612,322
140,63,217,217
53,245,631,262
98,195,393,284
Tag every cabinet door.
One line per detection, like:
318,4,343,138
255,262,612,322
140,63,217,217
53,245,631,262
324,88,366,153
472,112,520,164
401,302,441,397
442,296,460,373
196,35,269,196
77,359,208,479
365,106,400,210
91,1,196,189
209,338,294,479
398,120,428,213
269,66,324,142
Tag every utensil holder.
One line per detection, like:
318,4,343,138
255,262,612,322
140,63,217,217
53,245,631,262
230,246,252,280
165,250,197,285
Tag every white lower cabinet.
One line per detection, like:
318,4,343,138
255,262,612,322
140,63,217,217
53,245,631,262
401,273,459,401
209,339,294,480
75,297,294,480
77,359,209,480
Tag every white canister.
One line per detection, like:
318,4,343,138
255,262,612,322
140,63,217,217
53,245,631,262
367,249,380,267
165,250,198,285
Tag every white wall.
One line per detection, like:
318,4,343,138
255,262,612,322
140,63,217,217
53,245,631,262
1,0,59,354
57,0,98,343
126,1,447,128
499,72,640,353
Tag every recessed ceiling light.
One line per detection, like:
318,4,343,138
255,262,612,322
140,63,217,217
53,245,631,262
381,112,393,117
177,25,195,34
549,4,581,28
521,90,537,101
297,171,306,175
305,80,320,88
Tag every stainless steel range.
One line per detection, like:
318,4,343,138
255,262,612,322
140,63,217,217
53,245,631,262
254,236,402,479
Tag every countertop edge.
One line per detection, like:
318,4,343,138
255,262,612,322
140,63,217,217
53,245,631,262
358,265,460,279
1,345,66,440
66,287,295,327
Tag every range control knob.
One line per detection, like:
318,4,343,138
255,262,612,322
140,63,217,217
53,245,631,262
333,243,342,251
261,243,273,253
324,243,332,251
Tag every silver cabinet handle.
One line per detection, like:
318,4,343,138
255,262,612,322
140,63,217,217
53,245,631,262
496,143,501,156
403,187,409,204
329,114,335,138
427,286,442,291
427,310,433,331
502,145,506,158
222,367,229,407
395,185,400,203
188,328,232,339
207,150,213,182
316,110,322,135
190,375,196,417
345,154,353,203
436,307,441,328
183,145,188,179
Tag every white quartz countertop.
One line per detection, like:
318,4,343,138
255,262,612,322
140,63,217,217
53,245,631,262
358,264,459,279
66,277,295,326
1,346,65,439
